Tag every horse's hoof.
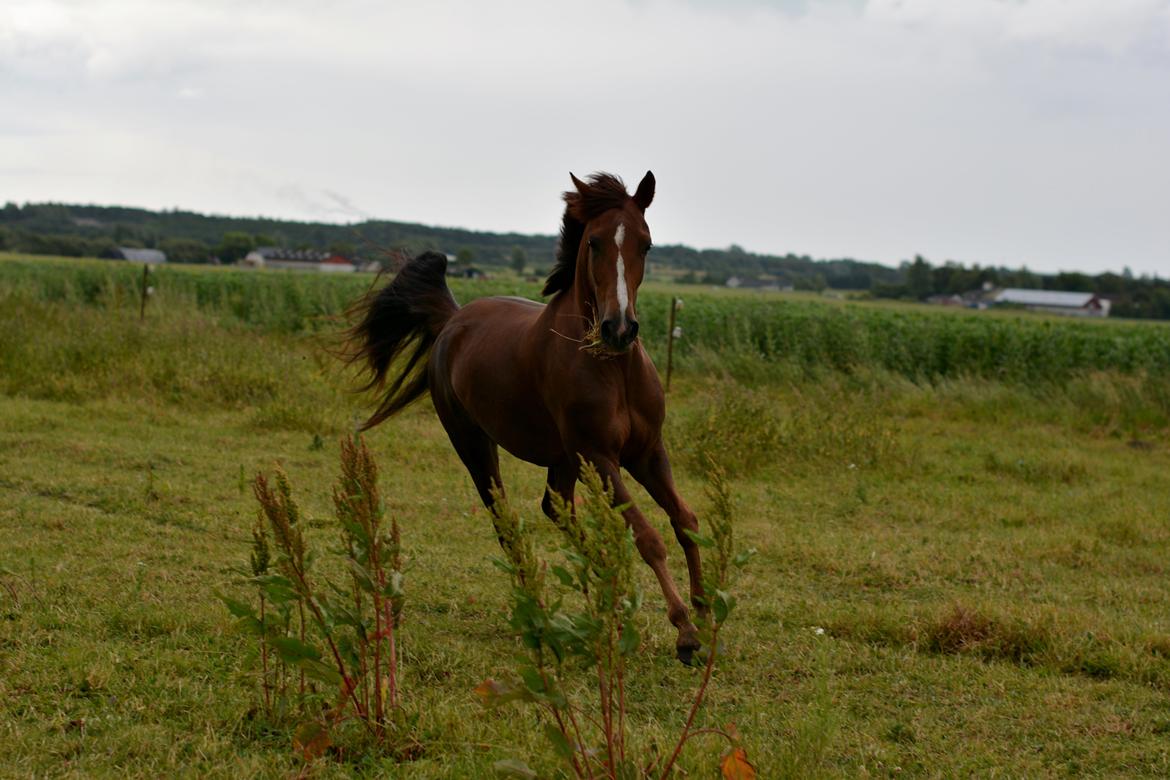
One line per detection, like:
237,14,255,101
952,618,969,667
676,642,701,666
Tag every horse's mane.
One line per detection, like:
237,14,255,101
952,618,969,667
542,173,631,297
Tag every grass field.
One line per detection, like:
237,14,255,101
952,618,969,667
3,256,1170,777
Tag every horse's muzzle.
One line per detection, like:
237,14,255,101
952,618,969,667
600,317,639,351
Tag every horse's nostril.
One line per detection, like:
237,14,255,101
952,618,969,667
600,319,615,342
627,320,639,341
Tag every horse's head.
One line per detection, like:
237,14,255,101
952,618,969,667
544,171,655,353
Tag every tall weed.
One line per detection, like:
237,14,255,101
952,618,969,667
479,459,757,779
667,378,909,476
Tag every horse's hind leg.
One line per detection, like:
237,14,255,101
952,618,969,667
433,397,504,510
541,463,577,524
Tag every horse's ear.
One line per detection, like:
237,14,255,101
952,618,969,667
633,170,655,211
569,172,587,192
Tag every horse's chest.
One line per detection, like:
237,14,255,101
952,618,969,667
619,398,662,455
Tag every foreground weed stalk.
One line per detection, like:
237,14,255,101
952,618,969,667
478,458,756,779
248,515,273,715
220,435,416,764
656,457,755,779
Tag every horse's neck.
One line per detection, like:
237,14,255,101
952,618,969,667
539,283,595,340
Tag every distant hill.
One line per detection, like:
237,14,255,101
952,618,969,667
0,201,901,290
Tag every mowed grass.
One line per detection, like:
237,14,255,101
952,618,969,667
3,271,1170,776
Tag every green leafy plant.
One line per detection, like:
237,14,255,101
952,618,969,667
478,458,756,778
220,435,415,763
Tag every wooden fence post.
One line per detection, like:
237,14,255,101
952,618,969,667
665,296,681,392
139,264,151,321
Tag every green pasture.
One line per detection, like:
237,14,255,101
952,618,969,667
2,255,1170,777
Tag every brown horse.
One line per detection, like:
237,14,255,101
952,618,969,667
345,172,704,661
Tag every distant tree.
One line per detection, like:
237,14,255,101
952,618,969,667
510,247,527,275
1095,273,1124,296
329,240,357,258
253,233,277,248
906,254,934,300
159,237,211,264
793,272,827,292
456,247,475,266
1005,266,1040,289
217,231,255,264
1050,271,1093,292
872,281,908,299
931,263,957,295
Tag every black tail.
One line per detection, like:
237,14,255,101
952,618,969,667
342,251,458,430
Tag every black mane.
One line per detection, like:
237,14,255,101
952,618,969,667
542,173,631,297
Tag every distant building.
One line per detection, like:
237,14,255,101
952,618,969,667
446,265,486,280
104,247,167,264
241,247,356,273
725,276,780,290
988,288,1111,318
441,252,487,279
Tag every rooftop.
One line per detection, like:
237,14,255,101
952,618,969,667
992,289,1097,308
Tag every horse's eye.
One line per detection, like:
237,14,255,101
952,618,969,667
588,236,602,252
643,244,653,255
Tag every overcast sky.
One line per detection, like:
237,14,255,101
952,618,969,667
3,0,1168,275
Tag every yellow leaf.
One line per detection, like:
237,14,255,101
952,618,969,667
720,746,757,780
293,720,331,761
474,678,504,706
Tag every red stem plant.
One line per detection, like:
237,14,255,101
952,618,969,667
221,435,413,764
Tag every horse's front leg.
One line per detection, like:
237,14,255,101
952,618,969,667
626,442,707,622
585,455,701,664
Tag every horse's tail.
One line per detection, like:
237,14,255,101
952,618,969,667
342,251,459,430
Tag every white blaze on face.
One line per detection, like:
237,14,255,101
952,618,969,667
614,222,629,317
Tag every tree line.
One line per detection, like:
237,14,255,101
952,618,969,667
875,255,1170,320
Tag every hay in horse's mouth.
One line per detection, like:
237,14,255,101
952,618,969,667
550,318,632,359
580,318,620,358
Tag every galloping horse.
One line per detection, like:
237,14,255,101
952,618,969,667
345,172,704,661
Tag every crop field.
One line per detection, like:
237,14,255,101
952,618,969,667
3,254,1170,777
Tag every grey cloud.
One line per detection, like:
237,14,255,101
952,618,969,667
2,0,1168,274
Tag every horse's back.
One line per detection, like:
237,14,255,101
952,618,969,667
489,295,544,308
443,296,545,342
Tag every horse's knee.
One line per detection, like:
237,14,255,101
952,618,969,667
670,507,700,547
633,526,669,564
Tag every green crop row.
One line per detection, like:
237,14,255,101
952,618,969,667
635,293,1170,383
3,254,1168,385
